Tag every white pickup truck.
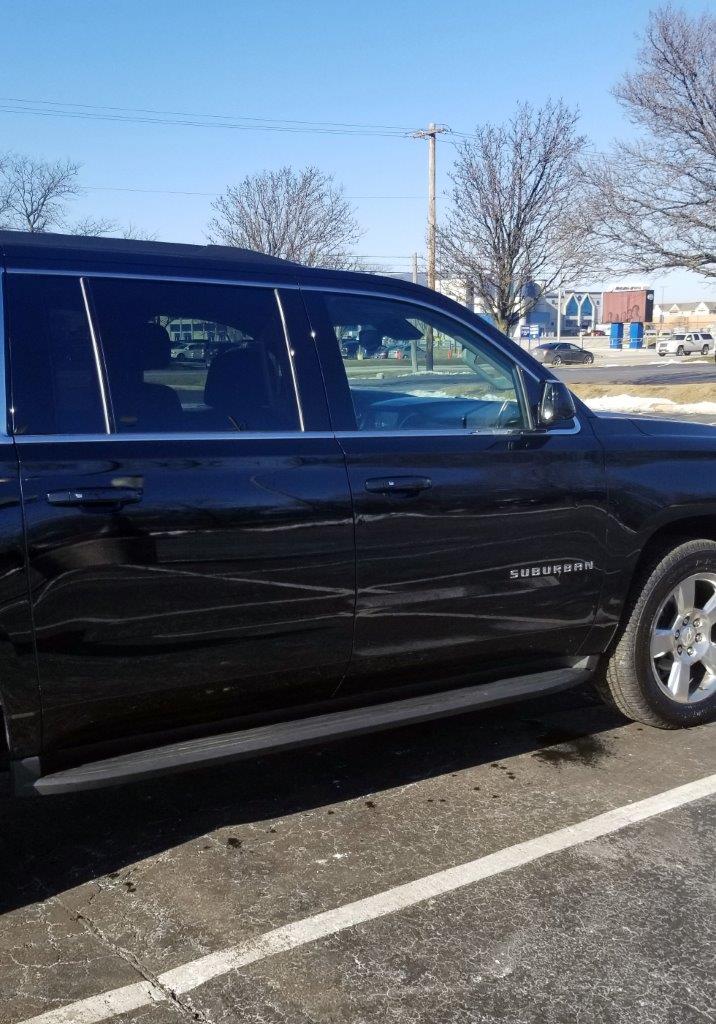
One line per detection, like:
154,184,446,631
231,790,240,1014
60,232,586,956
657,331,714,356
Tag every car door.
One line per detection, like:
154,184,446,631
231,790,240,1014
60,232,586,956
7,272,355,763
303,287,609,698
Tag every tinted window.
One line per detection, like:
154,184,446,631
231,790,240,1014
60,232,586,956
89,279,300,433
7,275,105,435
322,293,526,432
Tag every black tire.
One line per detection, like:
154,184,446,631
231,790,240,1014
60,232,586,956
552,355,562,366
676,345,685,356
598,539,716,728
658,352,666,357
702,345,709,355
584,354,594,365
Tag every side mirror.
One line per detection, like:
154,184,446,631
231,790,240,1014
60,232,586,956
537,380,576,427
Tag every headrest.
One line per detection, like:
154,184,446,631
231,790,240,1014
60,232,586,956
204,347,266,410
135,323,172,370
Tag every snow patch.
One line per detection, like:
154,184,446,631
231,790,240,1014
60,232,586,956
586,394,716,416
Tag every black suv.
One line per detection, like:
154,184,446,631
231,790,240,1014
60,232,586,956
1,231,714,797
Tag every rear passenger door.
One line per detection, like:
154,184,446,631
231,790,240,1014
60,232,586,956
7,272,355,763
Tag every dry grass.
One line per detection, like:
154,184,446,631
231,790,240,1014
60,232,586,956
570,382,716,405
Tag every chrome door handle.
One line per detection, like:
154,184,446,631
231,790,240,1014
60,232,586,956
46,487,143,508
364,476,432,495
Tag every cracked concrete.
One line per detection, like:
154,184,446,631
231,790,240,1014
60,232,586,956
1,687,714,1024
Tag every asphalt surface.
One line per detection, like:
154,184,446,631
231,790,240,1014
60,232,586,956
556,360,716,387
2,686,714,1024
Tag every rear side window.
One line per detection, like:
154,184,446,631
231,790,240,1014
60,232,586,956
89,278,300,433
6,275,105,435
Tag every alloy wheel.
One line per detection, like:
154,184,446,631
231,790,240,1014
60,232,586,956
650,573,716,704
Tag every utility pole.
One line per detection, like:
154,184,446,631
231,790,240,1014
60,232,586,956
556,285,563,342
411,123,448,370
412,252,419,284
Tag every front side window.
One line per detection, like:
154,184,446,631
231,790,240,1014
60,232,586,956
89,279,300,433
321,293,526,432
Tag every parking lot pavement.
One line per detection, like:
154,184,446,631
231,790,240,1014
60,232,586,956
2,687,715,1024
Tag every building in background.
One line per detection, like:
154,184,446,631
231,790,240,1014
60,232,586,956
653,300,716,330
602,287,654,324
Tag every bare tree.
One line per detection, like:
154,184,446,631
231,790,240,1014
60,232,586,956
68,217,157,240
583,6,716,279
0,154,81,232
68,215,119,237
207,166,362,269
439,102,593,334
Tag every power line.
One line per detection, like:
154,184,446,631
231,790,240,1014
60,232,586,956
0,95,474,140
83,185,426,199
0,100,411,138
0,95,417,133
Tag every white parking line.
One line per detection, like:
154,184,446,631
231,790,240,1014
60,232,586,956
18,773,716,1024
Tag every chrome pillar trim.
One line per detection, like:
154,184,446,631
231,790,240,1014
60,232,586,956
274,288,305,431
0,273,8,436
79,277,111,434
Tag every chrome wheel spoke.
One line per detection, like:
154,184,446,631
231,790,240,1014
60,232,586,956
674,578,696,615
650,629,673,659
701,590,716,619
666,659,692,703
701,643,716,678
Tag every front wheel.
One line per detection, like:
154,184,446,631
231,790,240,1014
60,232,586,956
552,355,562,366
584,354,594,365
676,345,685,356
702,345,710,355
597,539,716,728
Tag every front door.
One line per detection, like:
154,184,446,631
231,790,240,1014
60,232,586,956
304,289,608,697
7,272,354,762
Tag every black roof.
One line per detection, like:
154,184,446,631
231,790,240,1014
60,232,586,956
0,228,424,297
0,229,295,269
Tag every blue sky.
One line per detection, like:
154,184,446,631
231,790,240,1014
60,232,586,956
0,0,712,299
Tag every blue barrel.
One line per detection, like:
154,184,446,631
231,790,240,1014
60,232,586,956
609,323,623,349
628,321,644,349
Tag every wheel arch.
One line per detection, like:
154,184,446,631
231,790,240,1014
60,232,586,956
620,515,716,626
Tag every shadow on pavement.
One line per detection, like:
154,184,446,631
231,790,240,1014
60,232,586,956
0,685,626,915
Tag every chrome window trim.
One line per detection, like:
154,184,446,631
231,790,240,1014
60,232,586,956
0,272,7,437
274,288,304,431
79,277,112,434
6,267,300,290
13,431,332,444
335,419,582,439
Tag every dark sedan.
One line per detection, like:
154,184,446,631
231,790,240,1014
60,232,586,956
532,342,595,366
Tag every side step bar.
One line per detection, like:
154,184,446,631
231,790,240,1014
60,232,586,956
25,662,594,795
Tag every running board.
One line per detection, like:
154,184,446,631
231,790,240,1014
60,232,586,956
24,662,594,796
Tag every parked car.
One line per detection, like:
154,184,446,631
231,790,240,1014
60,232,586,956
0,229,714,797
657,332,714,357
171,341,207,363
532,342,595,366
